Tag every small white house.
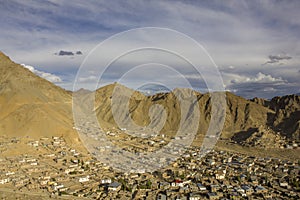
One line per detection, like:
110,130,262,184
5,171,15,176
53,184,64,190
215,173,225,180
279,181,289,187
0,178,10,184
190,193,201,200
197,183,207,191
30,162,38,166
79,176,89,183
40,180,48,186
52,136,60,140
101,179,112,184
65,168,75,174
171,181,184,187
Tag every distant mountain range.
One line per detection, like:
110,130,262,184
0,52,299,150
137,83,171,95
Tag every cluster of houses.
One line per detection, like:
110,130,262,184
150,148,299,199
0,135,299,199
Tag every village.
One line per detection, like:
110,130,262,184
0,134,299,200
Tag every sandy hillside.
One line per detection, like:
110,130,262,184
0,51,299,150
0,52,80,145
94,83,299,147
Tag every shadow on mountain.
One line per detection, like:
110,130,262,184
275,111,300,140
231,128,258,144
267,107,300,141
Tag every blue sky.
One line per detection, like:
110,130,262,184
0,0,299,98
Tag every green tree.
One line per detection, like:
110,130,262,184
146,180,152,189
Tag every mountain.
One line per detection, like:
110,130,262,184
137,83,171,96
267,95,300,140
93,83,299,149
0,52,299,151
75,88,92,95
251,95,300,140
0,52,80,144
94,83,300,148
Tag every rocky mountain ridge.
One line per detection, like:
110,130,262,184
0,52,80,145
0,52,299,150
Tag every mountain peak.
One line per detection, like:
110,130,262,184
0,52,77,143
75,88,92,94
0,51,10,60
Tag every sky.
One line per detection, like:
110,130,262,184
0,0,299,99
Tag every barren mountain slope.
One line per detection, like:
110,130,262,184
251,95,300,141
1,51,298,149
94,83,276,144
0,52,79,143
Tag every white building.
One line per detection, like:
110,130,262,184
0,178,10,184
101,179,112,184
79,176,89,183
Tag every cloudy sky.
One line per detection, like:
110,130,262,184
0,0,299,98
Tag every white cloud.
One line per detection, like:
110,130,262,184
221,71,293,98
21,64,62,83
1,0,299,98
263,87,276,92
78,75,97,83
229,72,284,84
